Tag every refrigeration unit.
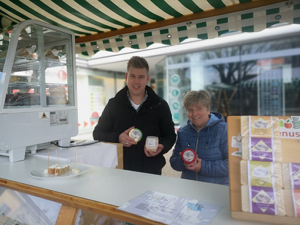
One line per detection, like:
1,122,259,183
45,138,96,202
0,20,78,162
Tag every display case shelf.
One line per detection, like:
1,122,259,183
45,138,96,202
0,56,67,72
8,81,40,89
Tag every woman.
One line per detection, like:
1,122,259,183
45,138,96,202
170,90,228,185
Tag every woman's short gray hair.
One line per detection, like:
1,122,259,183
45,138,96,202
183,90,211,110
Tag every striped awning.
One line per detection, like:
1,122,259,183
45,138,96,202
0,0,299,56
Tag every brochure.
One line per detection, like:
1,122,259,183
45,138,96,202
118,190,222,225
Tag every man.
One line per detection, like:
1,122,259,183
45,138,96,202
93,56,176,175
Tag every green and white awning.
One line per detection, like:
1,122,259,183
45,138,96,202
0,0,299,56
76,0,300,56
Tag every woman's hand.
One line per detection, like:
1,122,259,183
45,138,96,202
184,157,201,173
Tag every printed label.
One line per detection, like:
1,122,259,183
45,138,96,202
279,116,300,139
250,186,276,215
183,150,195,162
148,138,156,147
290,163,300,190
129,129,142,142
249,161,273,187
50,111,68,126
249,137,274,162
250,116,273,137
292,189,300,218
232,151,242,157
231,133,242,150
181,149,196,164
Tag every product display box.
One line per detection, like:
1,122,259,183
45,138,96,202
227,116,300,224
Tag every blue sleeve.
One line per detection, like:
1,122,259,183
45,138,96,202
199,124,228,177
169,129,186,172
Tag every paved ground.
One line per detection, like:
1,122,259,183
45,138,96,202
162,149,181,178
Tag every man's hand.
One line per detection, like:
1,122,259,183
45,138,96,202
119,126,137,147
184,157,201,173
144,144,164,157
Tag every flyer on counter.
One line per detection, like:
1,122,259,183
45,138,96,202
117,190,222,225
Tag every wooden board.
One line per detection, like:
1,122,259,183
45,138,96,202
227,116,300,225
56,205,78,225
112,143,123,170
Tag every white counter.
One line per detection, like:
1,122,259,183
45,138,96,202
0,155,271,225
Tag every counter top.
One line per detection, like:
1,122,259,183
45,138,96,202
0,155,270,225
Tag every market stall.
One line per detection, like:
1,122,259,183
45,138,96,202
1,1,300,224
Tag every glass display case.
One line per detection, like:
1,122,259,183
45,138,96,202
0,20,78,162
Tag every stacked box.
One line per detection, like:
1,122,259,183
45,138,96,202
240,116,286,216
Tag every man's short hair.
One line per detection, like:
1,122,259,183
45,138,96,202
184,90,211,110
127,56,149,73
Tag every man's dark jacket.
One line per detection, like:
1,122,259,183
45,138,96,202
93,85,176,174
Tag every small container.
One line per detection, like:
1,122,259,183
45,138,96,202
145,136,159,152
129,128,143,142
181,149,197,164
